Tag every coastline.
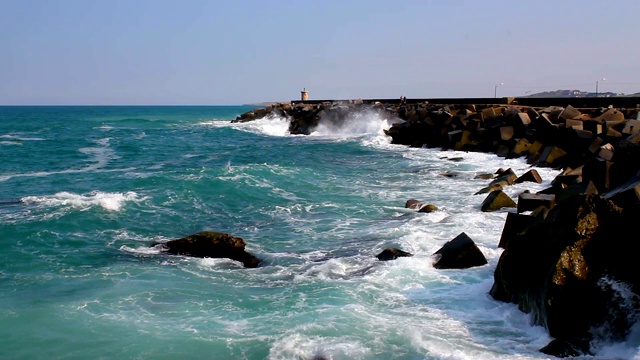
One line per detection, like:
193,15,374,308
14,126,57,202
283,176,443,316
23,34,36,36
234,98,640,357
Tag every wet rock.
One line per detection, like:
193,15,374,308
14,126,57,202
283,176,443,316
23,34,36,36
376,247,413,261
490,194,640,353
418,204,438,213
405,199,424,209
432,232,488,269
539,339,588,358
514,169,543,184
153,231,260,268
480,190,516,212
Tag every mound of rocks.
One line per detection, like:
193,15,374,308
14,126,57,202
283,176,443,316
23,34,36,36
235,100,640,356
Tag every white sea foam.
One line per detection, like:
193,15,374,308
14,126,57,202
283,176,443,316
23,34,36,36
0,134,46,141
268,332,370,360
203,114,292,137
310,109,393,140
237,114,292,137
21,190,144,211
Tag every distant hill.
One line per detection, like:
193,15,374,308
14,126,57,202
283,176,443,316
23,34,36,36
523,89,622,98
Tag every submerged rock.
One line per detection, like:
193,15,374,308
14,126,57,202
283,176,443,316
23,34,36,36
376,247,413,261
153,231,260,268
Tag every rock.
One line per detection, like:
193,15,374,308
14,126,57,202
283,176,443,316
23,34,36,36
432,232,488,269
480,190,516,212
490,194,640,353
516,192,555,213
498,212,536,249
376,247,413,261
405,199,424,209
490,170,517,187
153,231,260,268
474,173,494,180
418,204,438,213
539,339,588,358
513,169,543,184
475,184,503,195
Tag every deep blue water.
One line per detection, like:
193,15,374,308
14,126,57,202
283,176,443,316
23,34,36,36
0,106,637,360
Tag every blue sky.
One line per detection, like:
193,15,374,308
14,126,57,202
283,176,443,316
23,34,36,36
1,0,638,105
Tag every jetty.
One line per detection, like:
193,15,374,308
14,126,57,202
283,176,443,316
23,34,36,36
233,96,640,357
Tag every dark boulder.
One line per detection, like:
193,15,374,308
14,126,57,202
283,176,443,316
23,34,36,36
432,232,488,269
418,204,438,213
490,194,640,355
480,190,516,212
405,199,424,209
539,339,588,358
376,247,413,261
153,231,260,268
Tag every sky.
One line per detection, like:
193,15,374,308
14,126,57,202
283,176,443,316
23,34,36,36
1,0,639,105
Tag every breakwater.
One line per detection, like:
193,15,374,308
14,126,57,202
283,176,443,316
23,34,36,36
234,99,640,357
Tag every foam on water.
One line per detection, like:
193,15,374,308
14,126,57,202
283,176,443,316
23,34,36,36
310,109,394,140
204,114,292,137
0,133,46,141
21,190,144,211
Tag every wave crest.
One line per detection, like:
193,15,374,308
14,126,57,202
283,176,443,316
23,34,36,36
21,190,144,211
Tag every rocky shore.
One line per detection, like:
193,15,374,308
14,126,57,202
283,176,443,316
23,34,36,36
227,99,640,357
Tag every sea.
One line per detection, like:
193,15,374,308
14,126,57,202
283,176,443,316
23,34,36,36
1,105,638,360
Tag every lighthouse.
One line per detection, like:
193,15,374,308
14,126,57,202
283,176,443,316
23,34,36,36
300,88,309,101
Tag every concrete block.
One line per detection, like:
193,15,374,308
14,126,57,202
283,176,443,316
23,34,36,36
517,192,556,213
526,151,541,165
539,145,568,167
582,120,603,135
448,129,463,143
596,108,625,122
598,147,614,161
606,127,623,138
512,138,532,156
557,180,599,203
498,212,535,249
481,107,496,120
575,129,595,139
565,119,583,130
588,137,604,154
604,175,640,209
583,158,612,192
500,126,514,141
552,174,581,188
517,112,531,126
514,169,543,184
528,140,544,155
622,120,640,135
559,105,582,120
481,190,516,212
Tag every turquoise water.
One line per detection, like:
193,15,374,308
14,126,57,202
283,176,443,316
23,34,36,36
0,106,637,359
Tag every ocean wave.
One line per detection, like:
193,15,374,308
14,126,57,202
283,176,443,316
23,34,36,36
0,134,46,141
21,190,145,212
201,115,292,137
310,109,393,140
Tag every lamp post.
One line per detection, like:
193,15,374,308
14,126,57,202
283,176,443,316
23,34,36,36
494,82,504,98
595,78,605,97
